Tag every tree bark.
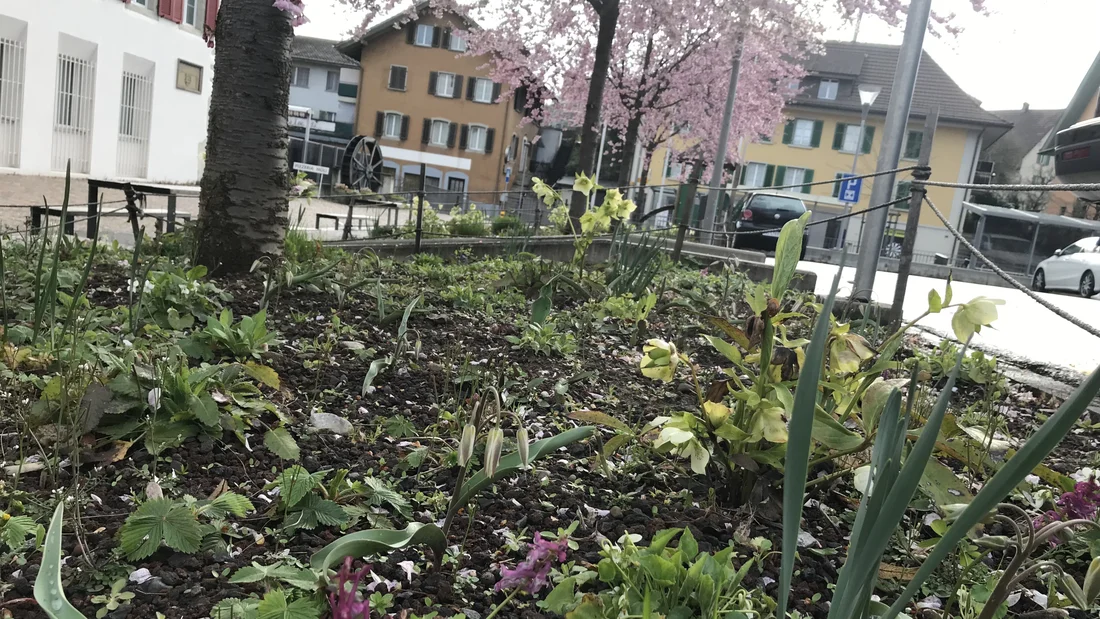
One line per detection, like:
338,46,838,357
568,0,620,224
195,0,292,273
616,36,653,190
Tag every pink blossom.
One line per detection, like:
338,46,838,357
495,532,569,594
273,0,309,27
329,557,372,619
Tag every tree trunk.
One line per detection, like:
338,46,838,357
616,36,653,190
568,0,620,224
631,145,655,222
195,0,292,273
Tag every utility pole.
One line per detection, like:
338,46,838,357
699,34,744,245
889,106,938,330
850,0,932,300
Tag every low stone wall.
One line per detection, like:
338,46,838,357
804,247,1016,289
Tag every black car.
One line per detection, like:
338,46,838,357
727,192,809,257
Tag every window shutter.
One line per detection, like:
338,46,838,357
374,112,384,137
485,128,495,154
460,124,469,150
491,82,502,103
397,67,407,90
781,121,794,145
801,169,814,194
763,164,775,187
441,28,451,50
431,26,442,48
452,75,463,99
775,166,787,187
204,0,219,38
400,115,410,140
406,23,415,44
810,120,823,148
447,122,457,148
832,173,844,198
862,126,875,154
428,71,437,95
388,67,397,89
832,123,846,150
905,131,923,159
158,0,174,19
466,78,475,100
172,0,185,23
422,118,431,145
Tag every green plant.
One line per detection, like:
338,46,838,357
605,226,665,298
447,206,489,237
505,320,577,356
548,204,571,234
267,465,350,532
118,490,253,560
0,509,38,552
492,214,527,236
90,579,135,619
548,528,772,618
532,173,636,266
35,503,88,619
361,295,421,395
134,265,229,331
182,308,279,361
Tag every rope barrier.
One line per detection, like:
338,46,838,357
921,194,1100,340
918,180,1100,192
0,199,131,210
0,204,132,237
752,165,922,193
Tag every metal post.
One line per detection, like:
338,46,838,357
166,195,177,234
86,179,98,238
1025,221,1042,275
591,122,608,209
671,183,698,262
889,106,938,329
700,37,744,245
414,163,426,253
838,104,871,248
851,0,932,300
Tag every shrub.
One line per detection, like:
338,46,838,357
447,206,489,237
492,214,526,236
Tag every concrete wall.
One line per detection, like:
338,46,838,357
804,246,1015,289
351,12,538,195
0,0,213,184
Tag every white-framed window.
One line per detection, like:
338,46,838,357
184,0,198,26
383,112,402,139
430,119,450,146
326,70,339,92
449,33,467,52
783,167,809,187
741,162,767,188
415,24,434,46
317,110,336,122
52,38,97,174
435,72,455,97
840,124,861,153
791,119,815,147
818,79,838,100
388,65,407,90
902,130,923,160
117,63,153,178
472,78,493,103
467,124,487,152
134,0,147,5
0,25,27,169
291,66,310,88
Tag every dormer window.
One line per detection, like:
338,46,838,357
818,79,838,100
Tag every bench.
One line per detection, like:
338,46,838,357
316,212,379,230
29,206,192,236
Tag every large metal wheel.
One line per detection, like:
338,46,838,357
340,135,384,192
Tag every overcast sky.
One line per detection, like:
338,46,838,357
297,0,1099,113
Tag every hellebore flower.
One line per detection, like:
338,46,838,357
495,533,569,594
640,339,679,382
329,557,371,619
572,172,595,197
951,296,1004,342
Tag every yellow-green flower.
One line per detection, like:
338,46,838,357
703,401,732,428
532,178,559,207
640,339,679,382
951,296,1004,342
573,172,596,197
830,332,875,374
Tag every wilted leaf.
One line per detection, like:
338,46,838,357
568,410,629,432
879,563,919,581
244,363,281,389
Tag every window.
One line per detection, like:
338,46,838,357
449,33,467,52
740,162,767,188
382,112,402,138
1038,153,1052,166
184,0,198,26
388,66,407,90
317,110,336,122
134,0,147,4
817,79,838,100
435,72,455,97
785,118,819,147
117,67,153,178
895,180,912,207
840,124,861,153
471,78,493,103
832,173,846,198
291,66,309,88
0,31,27,168
758,132,772,144
832,122,874,154
430,119,450,146
903,130,923,160
326,70,339,92
447,177,465,192
783,167,808,187
508,134,518,160
52,46,96,174
415,24,434,46
467,125,487,152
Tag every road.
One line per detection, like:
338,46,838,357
788,261,1100,375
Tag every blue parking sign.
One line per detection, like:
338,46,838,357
839,175,862,203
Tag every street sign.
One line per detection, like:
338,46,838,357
504,166,512,183
293,162,329,176
839,175,862,203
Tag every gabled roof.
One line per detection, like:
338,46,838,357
336,0,478,59
291,35,360,69
983,106,1062,172
1040,49,1100,154
795,41,1011,129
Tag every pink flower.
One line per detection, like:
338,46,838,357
272,0,309,27
495,533,568,594
329,557,371,619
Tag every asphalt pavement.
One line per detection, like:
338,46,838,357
787,260,1100,375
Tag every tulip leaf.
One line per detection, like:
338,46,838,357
310,522,446,572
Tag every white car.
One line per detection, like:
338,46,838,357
1033,236,1100,297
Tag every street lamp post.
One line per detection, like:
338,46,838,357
838,85,881,248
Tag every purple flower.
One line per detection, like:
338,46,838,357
1033,478,1100,544
329,557,371,619
495,533,569,594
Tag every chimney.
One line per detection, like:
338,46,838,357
1023,102,1030,112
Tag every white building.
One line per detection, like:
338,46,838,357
0,0,215,195
287,36,360,181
